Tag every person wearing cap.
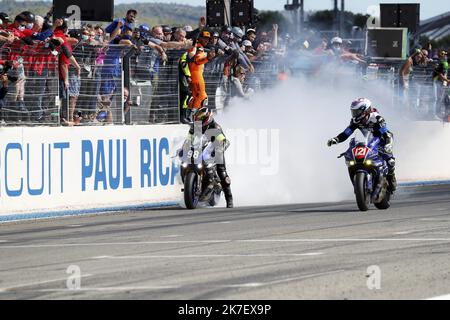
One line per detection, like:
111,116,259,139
245,28,257,43
241,39,257,60
187,30,215,110
162,25,172,42
0,12,11,26
211,31,220,47
105,9,137,39
230,64,254,100
399,49,429,101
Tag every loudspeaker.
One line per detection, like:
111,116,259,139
380,3,420,33
398,4,420,32
53,0,114,22
380,4,398,28
366,28,408,59
231,0,254,27
206,0,225,27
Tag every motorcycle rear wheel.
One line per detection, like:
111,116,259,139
208,190,222,207
374,190,391,210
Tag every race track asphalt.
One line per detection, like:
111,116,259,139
1,184,450,300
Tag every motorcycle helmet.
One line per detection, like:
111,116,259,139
331,36,343,51
231,26,244,41
350,98,372,124
193,107,213,128
139,23,150,33
19,11,35,23
331,36,343,45
0,12,11,24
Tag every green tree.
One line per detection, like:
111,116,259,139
256,11,289,33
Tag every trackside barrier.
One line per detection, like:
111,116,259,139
0,124,187,216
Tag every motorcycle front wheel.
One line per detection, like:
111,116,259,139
355,172,370,212
184,171,199,209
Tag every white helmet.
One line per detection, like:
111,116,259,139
350,98,372,123
331,36,343,45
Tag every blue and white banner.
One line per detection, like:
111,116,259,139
0,125,187,215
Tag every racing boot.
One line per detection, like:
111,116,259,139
387,172,397,193
180,107,191,124
385,157,397,193
218,168,233,208
224,191,233,208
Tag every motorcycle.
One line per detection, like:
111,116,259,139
179,135,222,209
338,131,392,212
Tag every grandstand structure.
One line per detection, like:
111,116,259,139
417,11,450,41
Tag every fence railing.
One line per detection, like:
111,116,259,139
1,42,59,125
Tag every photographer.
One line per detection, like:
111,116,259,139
0,60,19,120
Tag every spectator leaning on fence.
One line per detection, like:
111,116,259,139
432,50,449,119
399,49,429,98
230,64,254,100
149,26,192,50
55,21,81,122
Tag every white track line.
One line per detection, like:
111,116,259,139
37,285,181,292
2,238,450,249
0,274,93,293
93,252,324,259
35,270,343,293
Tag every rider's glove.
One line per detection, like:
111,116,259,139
327,138,339,147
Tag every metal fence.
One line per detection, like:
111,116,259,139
1,39,448,126
0,42,59,125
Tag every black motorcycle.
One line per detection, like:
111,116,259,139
179,136,222,209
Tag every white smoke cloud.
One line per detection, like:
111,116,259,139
216,68,450,207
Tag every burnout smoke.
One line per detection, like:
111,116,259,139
216,67,450,207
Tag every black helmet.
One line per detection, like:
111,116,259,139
19,11,35,23
0,12,11,23
231,27,244,40
162,25,172,34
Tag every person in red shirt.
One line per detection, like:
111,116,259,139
54,22,81,122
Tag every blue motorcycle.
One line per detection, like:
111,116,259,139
338,131,391,211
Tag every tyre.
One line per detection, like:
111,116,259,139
374,190,391,210
184,171,199,209
208,190,221,207
355,172,370,212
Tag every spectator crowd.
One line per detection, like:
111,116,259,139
0,7,280,126
1,6,449,125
